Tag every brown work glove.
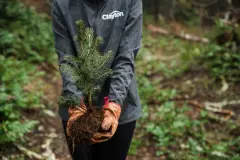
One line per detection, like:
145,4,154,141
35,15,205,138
66,97,121,144
66,99,87,137
101,97,121,131
89,97,121,143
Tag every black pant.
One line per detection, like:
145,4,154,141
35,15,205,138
62,120,136,160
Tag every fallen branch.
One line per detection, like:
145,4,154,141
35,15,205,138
148,24,209,44
148,25,169,35
204,100,240,109
188,100,235,121
217,77,229,94
15,131,58,160
15,144,45,160
41,132,58,160
42,139,56,160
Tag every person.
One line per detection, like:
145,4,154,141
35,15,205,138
52,0,142,159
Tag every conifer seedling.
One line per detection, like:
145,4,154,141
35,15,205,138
58,20,113,144
59,20,112,107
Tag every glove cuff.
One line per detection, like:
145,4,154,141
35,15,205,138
103,96,121,120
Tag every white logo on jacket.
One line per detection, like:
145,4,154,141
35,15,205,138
102,11,124,20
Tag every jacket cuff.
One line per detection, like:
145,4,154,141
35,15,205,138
108,96,124,107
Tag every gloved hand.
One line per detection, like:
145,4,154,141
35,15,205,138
89,97,121,144
66,97,121,144
101,97,121,131
66,99,87,137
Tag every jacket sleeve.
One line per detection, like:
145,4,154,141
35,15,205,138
52,0,82,106
108,0,142,106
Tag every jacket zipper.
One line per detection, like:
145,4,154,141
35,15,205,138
93,0,99,34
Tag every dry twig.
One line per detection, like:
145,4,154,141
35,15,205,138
148,24,209,44
42,139,56,160
188,100,235,121
15,144,45,160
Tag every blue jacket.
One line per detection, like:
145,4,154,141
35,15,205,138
52,0,142,124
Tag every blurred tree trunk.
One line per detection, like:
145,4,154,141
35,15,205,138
232,0,240,8
197,0,229,26
143,0,174,23
232,0,240,23
153,0,159,22
158,0,174,20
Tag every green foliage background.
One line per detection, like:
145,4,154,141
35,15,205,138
202,20,240,82
0,0,55,144
0,0,55,62
128,24,240,159
0,0,239,159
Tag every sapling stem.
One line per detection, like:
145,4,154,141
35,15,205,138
88,91,92,107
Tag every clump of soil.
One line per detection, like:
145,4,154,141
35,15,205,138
68,107,104,145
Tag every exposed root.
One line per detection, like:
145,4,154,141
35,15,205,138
68,107,104,149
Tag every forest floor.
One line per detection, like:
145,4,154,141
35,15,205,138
2,32,240,160
2,1,239,159
12,51,239,160
4,31,239,160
